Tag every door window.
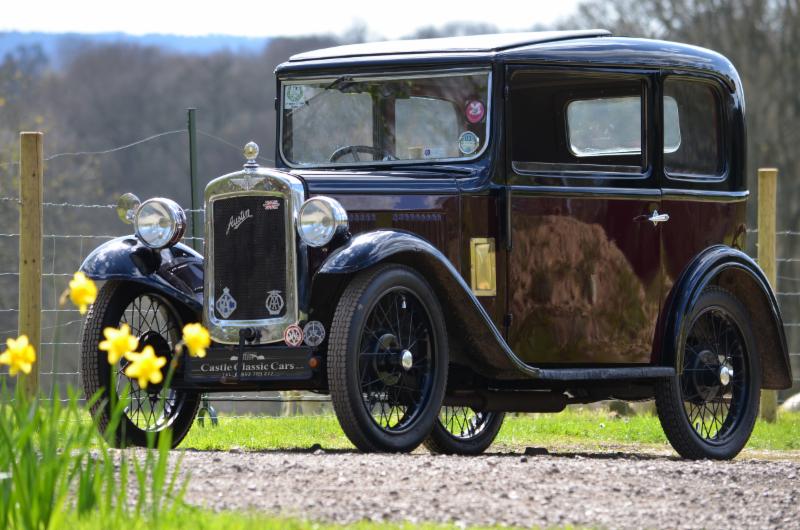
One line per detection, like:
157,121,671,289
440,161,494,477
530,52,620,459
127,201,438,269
509,71,647,176
567,96,642,157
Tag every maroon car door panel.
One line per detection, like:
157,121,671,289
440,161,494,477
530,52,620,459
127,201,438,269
505,68,663,365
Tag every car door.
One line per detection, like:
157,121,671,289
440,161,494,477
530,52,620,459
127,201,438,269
505,67,663,365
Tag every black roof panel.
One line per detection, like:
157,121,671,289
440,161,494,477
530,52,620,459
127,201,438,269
288,30,611,62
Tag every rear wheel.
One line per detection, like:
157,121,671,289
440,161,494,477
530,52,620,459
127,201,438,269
81,281,200,448
424,407,505,455
655,287,760,460
328,264,448,452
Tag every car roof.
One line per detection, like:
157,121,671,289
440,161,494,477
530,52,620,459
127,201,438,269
278,33,740,90
287,30,612,62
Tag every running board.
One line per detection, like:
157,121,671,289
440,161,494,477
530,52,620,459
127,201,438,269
534,366,675,381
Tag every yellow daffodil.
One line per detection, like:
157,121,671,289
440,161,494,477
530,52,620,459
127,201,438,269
123,345,166,390
182,323,210,358
68,272,97,315
0,335,36,376
99,324,139,365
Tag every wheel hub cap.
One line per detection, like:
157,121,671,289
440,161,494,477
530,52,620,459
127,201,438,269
719,364,733,386
401,350,413,371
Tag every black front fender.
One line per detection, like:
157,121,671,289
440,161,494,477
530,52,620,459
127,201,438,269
317,230,540,379
80,236,203,314
660,245,791,389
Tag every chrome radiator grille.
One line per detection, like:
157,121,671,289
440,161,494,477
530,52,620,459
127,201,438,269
210,195,287,321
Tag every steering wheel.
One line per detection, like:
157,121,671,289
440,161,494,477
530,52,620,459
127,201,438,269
329,145,395,163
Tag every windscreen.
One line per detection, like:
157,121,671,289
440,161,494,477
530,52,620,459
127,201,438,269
280,71,491,167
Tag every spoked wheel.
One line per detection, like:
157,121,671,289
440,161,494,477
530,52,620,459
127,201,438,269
425,406,505,455
655,287,760,460
329,264,448,452
81,281,200,448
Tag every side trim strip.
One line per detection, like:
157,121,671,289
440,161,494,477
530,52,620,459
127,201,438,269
662,188,749,203
511,185,661,201
510,185,749,203
537,366,675,381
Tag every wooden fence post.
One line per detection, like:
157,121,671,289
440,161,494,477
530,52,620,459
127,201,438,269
18,132,43,397
758,167,778,422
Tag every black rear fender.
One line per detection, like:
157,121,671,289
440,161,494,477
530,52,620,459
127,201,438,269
659,245,791,389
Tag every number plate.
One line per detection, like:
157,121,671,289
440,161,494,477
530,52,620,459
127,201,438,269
184,346,313,382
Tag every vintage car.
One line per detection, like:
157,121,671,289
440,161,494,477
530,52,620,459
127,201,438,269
80,30,792,459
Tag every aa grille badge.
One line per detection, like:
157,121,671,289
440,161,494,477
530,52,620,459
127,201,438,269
266,290,285,316
216,287,237,318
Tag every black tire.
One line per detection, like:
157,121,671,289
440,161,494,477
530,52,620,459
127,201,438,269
655,287,761,460
328,264,448,452
424,407,505,455
81,281,200,448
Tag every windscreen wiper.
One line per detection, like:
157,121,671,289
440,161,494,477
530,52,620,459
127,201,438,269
285,75,354,117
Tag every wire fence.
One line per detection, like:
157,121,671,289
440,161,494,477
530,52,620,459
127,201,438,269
0,126,330,419
0,126,798,421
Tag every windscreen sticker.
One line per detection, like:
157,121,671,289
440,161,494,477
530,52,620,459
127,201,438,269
284,85,306,109
465,100,486,124
423,147,448,159
458,131,480,155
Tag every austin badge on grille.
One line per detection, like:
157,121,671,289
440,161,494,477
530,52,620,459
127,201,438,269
266,290,285,316
216,287,237,318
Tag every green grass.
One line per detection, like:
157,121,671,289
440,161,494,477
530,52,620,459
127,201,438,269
182,407,800,453
68,506,579,530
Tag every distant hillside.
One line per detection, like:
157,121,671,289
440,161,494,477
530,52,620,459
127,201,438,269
0,31,270,65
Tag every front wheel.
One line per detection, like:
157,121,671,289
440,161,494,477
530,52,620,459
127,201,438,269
328,264,448,452
424,407,505,455
81,281,200,448
655,287,761,460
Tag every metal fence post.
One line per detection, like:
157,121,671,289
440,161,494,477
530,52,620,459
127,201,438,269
18,132,43,397
187,108,201,252
758,167,778,422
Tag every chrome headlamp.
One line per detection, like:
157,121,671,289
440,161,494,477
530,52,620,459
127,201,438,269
134,198,186,249
297,196,348,247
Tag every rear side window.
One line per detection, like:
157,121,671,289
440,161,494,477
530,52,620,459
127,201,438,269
509,71,646,175
663,78,724,178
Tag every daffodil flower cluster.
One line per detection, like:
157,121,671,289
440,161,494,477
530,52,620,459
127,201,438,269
46,271,213,391
99,324,139,364
124,346,167,389
181,323,210,358
68,272,97,315
0,335,36,376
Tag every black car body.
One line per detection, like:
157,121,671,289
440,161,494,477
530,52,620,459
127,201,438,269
80,30,791,458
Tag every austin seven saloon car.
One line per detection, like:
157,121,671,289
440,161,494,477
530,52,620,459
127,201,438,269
79,30,793,459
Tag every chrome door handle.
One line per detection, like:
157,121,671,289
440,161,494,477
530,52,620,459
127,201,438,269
648,210,670,225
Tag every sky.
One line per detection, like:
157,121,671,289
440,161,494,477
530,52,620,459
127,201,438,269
0,0,582,39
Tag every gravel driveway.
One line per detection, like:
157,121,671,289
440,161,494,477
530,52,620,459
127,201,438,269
175,447,800,529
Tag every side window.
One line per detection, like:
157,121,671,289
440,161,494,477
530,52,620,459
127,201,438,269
510,71,646,175
567,97,642,157
663,77,724,178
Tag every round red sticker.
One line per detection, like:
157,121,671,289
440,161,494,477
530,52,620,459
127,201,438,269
465,100,486,124
284,324,304,347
